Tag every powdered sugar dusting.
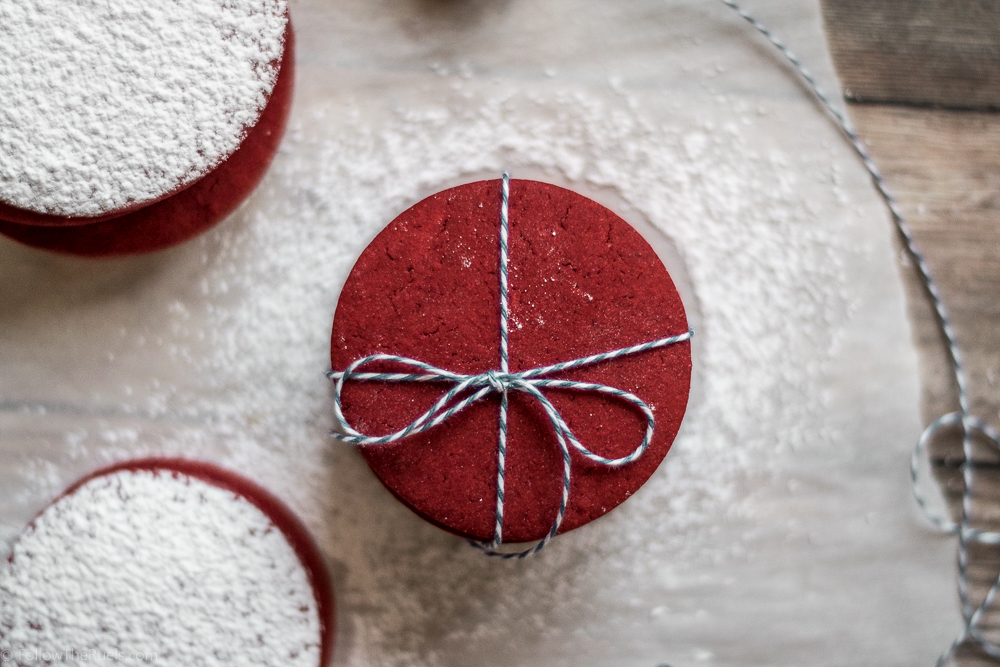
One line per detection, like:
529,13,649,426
0,2,954,663
182,85,852,663
0,0,287,217
0,469,320,666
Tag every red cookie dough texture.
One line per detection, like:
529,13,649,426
330,179,692,544
0,1,294,257
0,459,335,667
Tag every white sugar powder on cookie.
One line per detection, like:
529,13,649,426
0,0,287,217
0,469,320,667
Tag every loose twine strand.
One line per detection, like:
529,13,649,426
328,173,693,559
720,1,996,663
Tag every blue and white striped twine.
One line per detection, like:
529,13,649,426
720,1,996,664
328,172,693,559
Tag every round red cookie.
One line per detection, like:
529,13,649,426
0,22,295,257
9,458,335,666
330,179,692,544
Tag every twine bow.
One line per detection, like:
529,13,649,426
329,173,692,558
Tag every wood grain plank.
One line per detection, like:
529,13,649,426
821,0,1000,109
847,105,1000,431
846,103,1000,662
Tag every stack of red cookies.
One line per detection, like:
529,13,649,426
330,179,693,546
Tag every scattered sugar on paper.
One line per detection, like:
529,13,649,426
1,74,860,666
0,469,320,667
168,86,850,665
0,0,287,216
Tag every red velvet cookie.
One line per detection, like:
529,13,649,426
330,179,692,544
1,458,334,667
0,1,294,257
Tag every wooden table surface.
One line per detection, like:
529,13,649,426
822,2,1000,663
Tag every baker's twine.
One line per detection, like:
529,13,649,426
721,2,993,664
329,173,693,559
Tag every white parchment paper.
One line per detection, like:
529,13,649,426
0,1,957,665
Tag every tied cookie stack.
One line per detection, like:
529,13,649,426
330,176,693,556
0,0,294,256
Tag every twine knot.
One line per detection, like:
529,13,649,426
486,369,508,393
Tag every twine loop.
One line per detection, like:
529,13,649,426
912,412,1000,546
330,173,692,559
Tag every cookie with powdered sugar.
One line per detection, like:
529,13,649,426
0,0,294,256
0,459,335,665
